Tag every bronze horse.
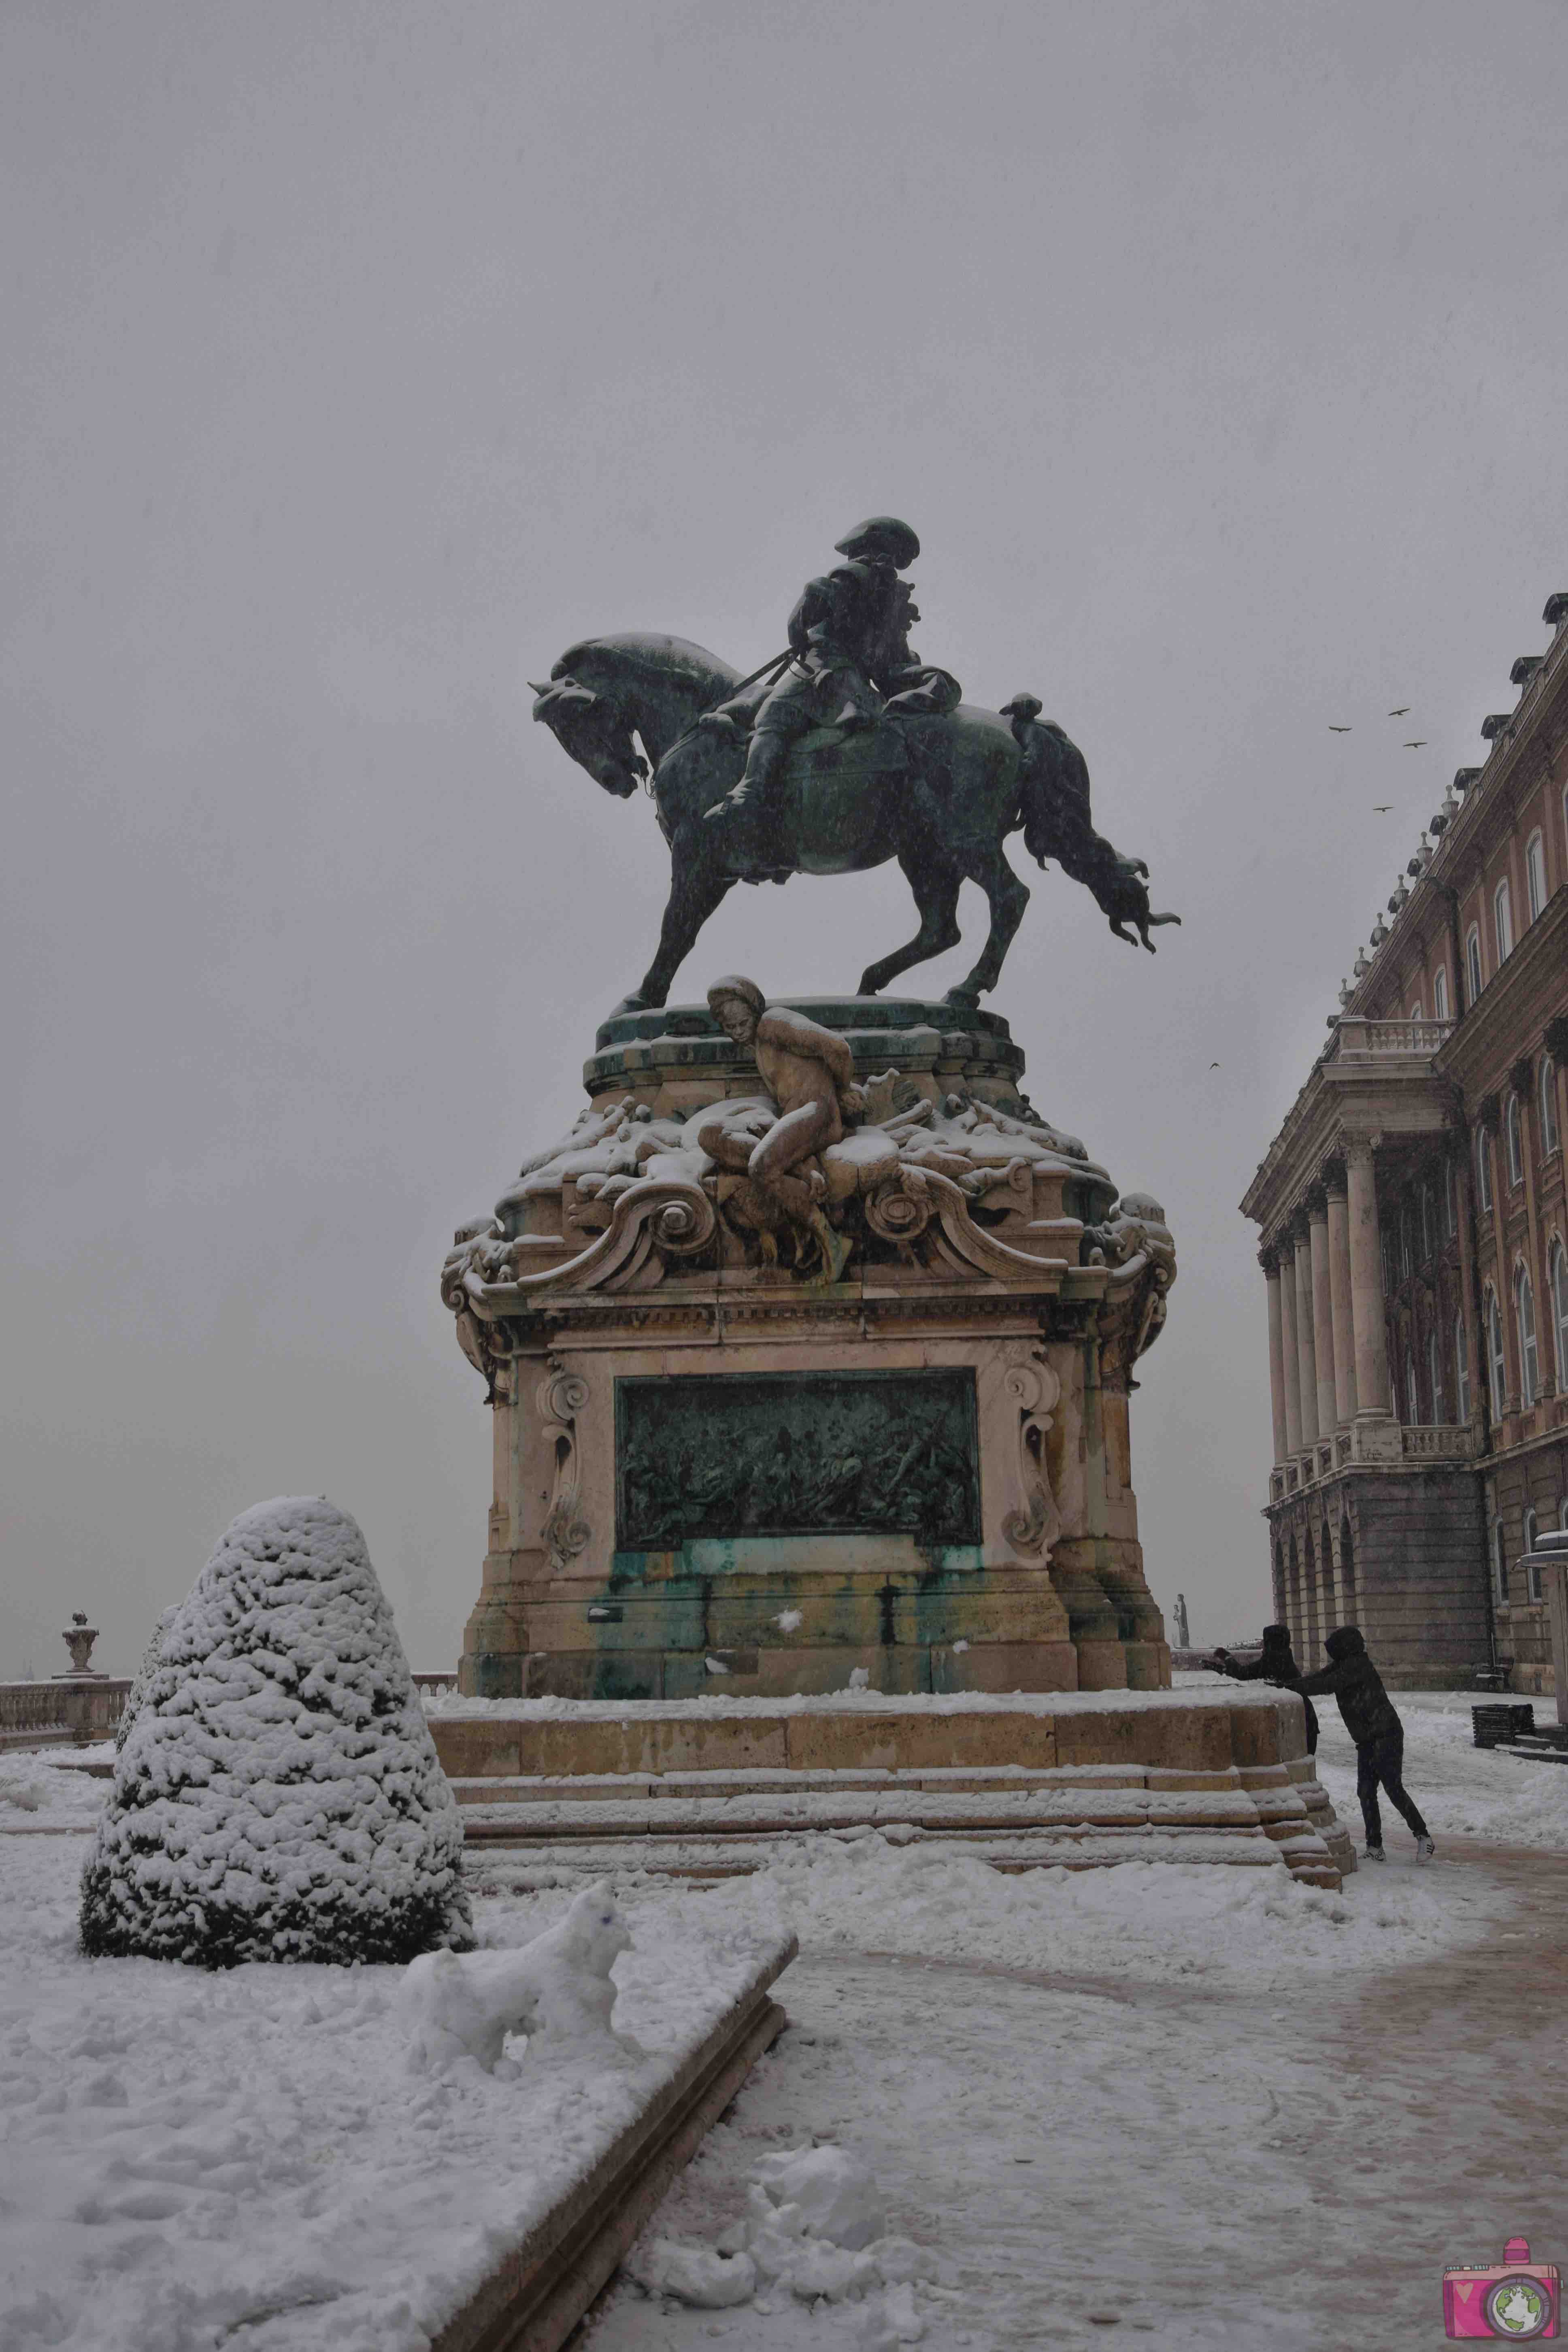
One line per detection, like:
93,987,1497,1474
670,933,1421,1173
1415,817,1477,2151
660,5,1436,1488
531,634,1177,1017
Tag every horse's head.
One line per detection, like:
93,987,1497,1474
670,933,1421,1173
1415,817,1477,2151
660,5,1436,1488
530,670,647,799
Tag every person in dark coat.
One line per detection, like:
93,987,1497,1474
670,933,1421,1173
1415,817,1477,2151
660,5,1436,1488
1296,1626,1434,1862
1207,1624,1319,1755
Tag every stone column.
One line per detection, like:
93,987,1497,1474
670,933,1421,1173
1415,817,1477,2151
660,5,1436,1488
1345,1139,1392,1419
1294,1221,1319,1446
1278,1234,1303,1454
1261,1249,1289,1464
1478,1102,1520,1410
1454,1143,1483,1430
1514,1055,1555,1400
1325,1166,1358,1423
1308,1192,1337,1439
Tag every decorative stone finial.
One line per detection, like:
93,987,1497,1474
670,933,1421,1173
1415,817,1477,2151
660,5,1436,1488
60,1612,101,1677
1481,714,1513,742
1510,654,1543,687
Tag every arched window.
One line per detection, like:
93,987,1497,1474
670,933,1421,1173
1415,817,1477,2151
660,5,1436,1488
1525,1506,1542,1602
1516,1266,1539,1407
1494,1518,1510,1605
1542,1060,1560,1158
1434,966,1450,1022
1551,1238,1568,1388
1400,1205,1413,1277
1444,1157,1457,1239
1421,1183,1434,1259
1495,877,1515,962
1428,1326,1444,1422
1507,1096,1524,1188
1404,1348,1419,1425
1408,998,1423,1024
1477,1127,1494,1214
1486,1289,1507,1419
1466,925,1483,1005
1527,830,1548,921
1455,1311,1470,1422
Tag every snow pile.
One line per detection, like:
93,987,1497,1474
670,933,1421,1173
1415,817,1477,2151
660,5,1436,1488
400,1879,633,2074
80,1497,472,1967
0,1753,113,1828
631,2142,937,2333
0,1762,47,1812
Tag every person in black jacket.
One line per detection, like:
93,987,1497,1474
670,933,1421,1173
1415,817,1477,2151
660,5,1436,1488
1207,1624,1319,1756
1296,1625,1434,1862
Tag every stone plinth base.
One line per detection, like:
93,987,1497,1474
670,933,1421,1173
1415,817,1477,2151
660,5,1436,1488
443,994,1176,1705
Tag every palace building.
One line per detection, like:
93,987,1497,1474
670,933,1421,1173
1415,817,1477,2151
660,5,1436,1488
1241,590,1568,1690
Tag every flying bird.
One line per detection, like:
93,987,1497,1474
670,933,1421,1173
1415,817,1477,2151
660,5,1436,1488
1328,724,1351,733
1387,706,1410,717
1373,803,1393,812
1209,1060,1221,1069
1402,739,1428,749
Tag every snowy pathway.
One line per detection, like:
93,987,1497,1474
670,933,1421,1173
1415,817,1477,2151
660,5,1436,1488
587,1831,1568,2350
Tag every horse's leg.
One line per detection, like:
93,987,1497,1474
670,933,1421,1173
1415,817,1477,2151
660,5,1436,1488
858,846,962,996
622,836,736,1011
945,844,1029,1008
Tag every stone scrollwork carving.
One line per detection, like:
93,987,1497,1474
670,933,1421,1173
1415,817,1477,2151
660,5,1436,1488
438,982,1178,1400
537,1360,591,1573
1000,1349,1062,1558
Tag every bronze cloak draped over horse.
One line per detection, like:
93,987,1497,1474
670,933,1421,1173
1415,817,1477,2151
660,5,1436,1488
530,632,1178,1019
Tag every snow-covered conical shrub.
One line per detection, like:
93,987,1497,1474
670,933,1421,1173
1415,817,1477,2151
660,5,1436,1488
81,1498,472,1967
115,1604,177,1751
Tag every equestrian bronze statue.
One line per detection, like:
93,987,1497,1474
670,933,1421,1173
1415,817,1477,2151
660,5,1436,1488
530,517,1178,1018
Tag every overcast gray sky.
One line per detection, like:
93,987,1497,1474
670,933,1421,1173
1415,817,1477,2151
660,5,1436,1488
5,0,1568,1675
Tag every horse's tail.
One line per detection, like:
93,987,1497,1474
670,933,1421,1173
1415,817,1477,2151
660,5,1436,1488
1015,720,1090,868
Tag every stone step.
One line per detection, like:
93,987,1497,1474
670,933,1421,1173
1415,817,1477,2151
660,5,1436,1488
455,1781,1340,1889
463,1825,1307,1883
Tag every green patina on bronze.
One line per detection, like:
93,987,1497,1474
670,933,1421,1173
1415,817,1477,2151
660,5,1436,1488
615,1368,981,1551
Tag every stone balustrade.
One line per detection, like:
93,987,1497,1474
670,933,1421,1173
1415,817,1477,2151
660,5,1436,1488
0,1679,130,1749
1334,1015,1455,1060
1268,1420,1475,1498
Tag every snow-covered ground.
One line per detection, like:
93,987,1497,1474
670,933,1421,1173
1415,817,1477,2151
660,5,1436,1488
0,1817,789,2352
6,1695,1567,2352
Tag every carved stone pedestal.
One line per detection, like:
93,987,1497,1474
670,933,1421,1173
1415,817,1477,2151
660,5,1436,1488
441,993,1175,1701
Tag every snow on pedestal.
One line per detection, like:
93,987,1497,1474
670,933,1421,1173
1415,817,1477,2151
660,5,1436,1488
80,1497,473,1967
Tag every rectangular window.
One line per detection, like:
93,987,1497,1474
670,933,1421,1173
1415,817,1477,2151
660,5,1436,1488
1445,1158,1457,1240
1455,1314,1470,1422
1496,877,1515,962
1466,927,1483,1004
1527,832,1547,922
1494,1520,1510,1605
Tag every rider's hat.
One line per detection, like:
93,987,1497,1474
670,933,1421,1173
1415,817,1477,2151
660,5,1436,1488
833,516,920,568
